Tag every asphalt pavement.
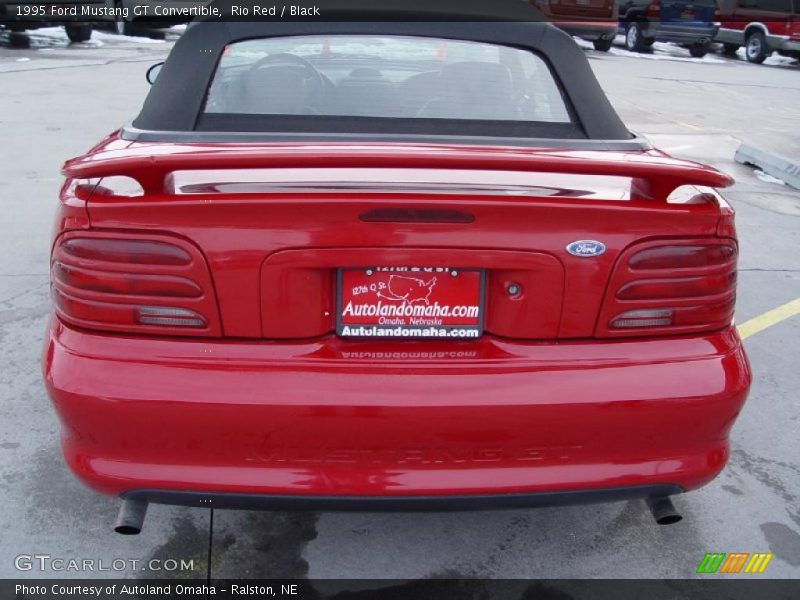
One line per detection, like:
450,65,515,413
0,26,798,583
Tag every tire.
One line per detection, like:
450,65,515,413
689,43,709,58
112,0,137,36
745,31,769,64
115,20,141,36
65,23,92,43
8,31,30,48
625,23,647,53
722,43,739,55
593,38,613,52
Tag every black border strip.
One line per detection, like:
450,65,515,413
122,484,684,511
3,579,799,600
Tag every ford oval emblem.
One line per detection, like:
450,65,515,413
566,240,606,257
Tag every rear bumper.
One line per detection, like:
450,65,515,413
556,22,618,41
123,485,683,511
644,23,719,44
43,318,751,504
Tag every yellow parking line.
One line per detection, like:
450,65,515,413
737,297,800,340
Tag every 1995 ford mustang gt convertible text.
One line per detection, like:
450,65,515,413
43,7,751,534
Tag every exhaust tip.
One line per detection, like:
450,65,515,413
114,499,148,535
114,524,142,535
655,513,683,526
646,496,682,525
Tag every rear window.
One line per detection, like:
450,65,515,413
203,35,572,124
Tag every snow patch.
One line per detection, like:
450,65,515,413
572,37,595,51
22,26,65,39
15,25,167,50
20,26,104,48
610,42,726,64
764,54,799,67
735,47,799,67
575,35,726,63
754,170,787,186
91,30,166,44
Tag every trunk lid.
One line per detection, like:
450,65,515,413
65,139,733,340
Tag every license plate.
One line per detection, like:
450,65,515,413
681,8,695,18
336,267,484,339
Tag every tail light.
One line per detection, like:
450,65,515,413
51,233,221,337
597,239,737,338
645,0,661,18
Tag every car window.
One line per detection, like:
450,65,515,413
203,35,572,123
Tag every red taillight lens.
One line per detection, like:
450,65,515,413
50,234,220,337
598,239,738,338
61,238,191,265
53,262,202,297
617,272,736,300
52,287,136,326
629,245,735,270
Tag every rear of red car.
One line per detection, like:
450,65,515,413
717,0,800,61
43,19,750,528
535,0,619,49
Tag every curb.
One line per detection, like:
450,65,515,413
735,144,800,190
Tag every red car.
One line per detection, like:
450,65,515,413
530,0,619,51
716,0,800,63
43,11,751,535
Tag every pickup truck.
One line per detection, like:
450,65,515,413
716,0,800,63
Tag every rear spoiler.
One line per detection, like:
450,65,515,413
63,144,734,201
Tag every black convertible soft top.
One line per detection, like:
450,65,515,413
127,2,637,147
